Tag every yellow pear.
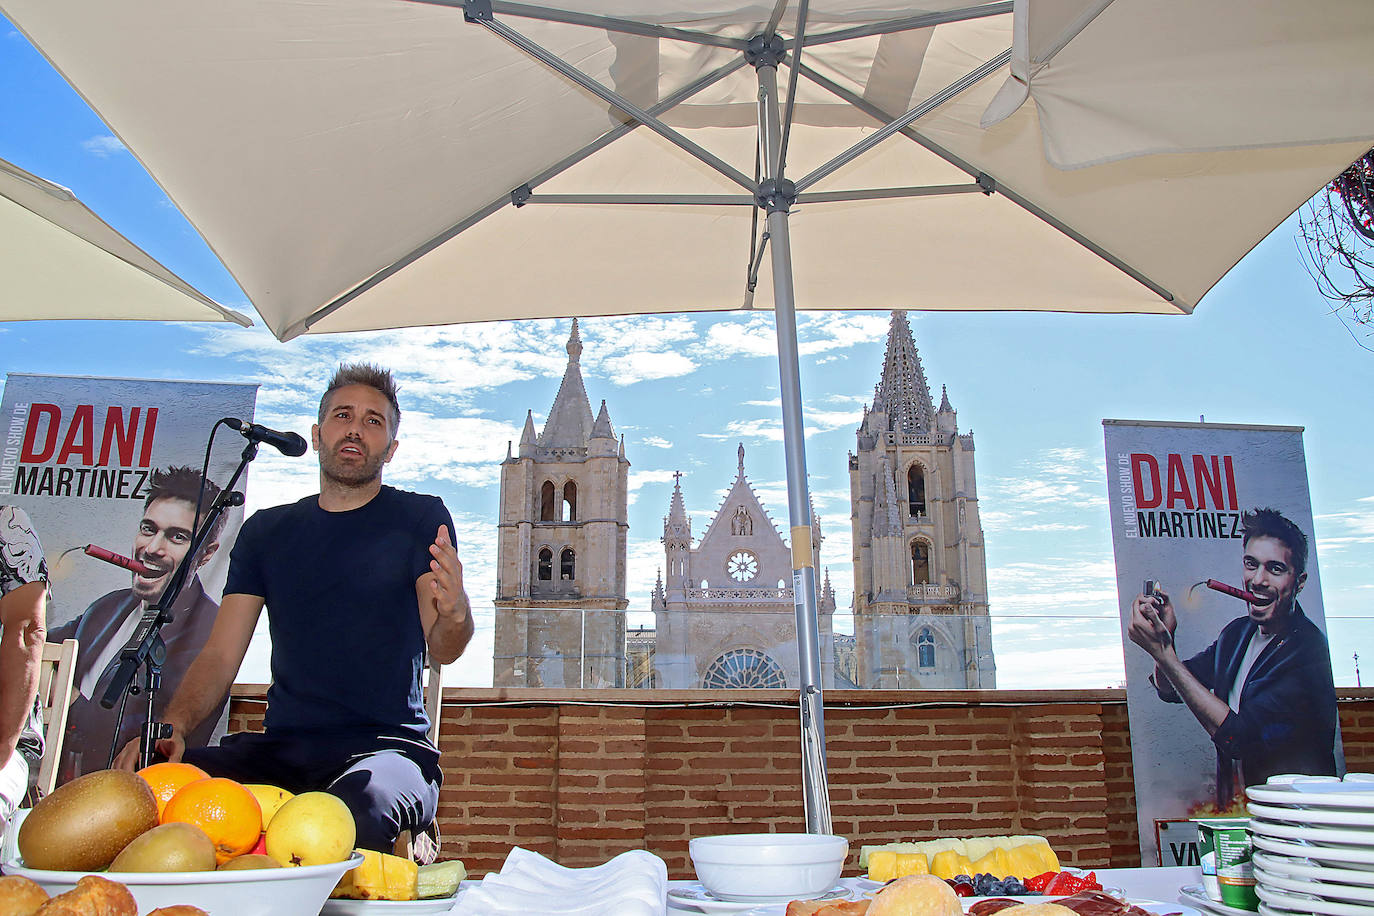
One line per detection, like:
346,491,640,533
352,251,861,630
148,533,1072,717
264,792,356,867
243,784,295,827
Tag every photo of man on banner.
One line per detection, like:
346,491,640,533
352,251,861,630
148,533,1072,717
48,465,230,780
1127,507,1338,808
1103,419,1344,865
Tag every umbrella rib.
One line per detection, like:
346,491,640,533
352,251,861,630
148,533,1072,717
519,193,754,205
409,0,748,50
798,184,983,203
802,2,1012,47
287,58,744,339
478,16,756,193
793,50,1011,194
795,63,1177,305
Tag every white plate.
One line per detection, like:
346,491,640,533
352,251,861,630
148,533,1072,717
322,898,458,915
667,883,851,912
1256,882,1374,916
1251,834,1374,868
1180,884,1258,916
1255,863,1374,903
1253,851,1374,887
1247,784,1374,810
1248,818,1374,847
1248,801,1374,827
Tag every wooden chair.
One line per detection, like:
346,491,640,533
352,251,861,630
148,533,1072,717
34,639,78,798
394,657,443,861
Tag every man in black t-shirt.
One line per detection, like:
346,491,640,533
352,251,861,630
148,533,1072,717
115,363,474,853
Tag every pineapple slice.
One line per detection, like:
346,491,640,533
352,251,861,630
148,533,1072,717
971,846,1011,879
928,849,974,880
331,849,418,900
894,852,929,878
867,849,898,883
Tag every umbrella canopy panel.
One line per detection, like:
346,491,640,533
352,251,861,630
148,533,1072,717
0,157,251,325
4,0,1368,339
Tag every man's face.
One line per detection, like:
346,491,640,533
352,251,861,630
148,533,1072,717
1242,535,1306,632
312,383,398,487
131,497,218,603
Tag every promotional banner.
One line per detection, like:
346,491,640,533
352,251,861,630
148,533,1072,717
0,373,258,782
1103,420,1342,865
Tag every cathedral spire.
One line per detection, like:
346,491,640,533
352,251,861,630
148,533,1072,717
939,384,952,413
540,320,595,448
668,470,687,524
520,410,537,446
591,399,614,439
874,310,936,433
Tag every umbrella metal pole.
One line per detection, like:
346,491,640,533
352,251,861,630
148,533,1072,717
753,44,832,836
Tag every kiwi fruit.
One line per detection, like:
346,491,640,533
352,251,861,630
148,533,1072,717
218,853,283,870
109,822,217,872
17,769,158,871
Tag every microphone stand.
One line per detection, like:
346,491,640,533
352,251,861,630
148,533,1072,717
102,438,257,769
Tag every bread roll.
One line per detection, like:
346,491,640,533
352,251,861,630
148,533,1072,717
33,875,136,916
146,908,211,916
866,874,962,916
0,875,49,916
784,901,870,916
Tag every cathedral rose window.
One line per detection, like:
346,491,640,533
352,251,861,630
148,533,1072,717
702,648,786,689
726,550,758,582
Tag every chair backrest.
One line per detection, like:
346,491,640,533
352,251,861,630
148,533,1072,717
35,639,77,797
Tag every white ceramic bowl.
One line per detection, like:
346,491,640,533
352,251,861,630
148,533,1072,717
689,832,848,903
3,851,364,916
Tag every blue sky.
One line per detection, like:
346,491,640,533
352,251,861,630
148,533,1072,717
4,16,1372,689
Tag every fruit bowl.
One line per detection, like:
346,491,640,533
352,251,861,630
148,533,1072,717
2,851,364,916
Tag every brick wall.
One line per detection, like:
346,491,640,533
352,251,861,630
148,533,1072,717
227,686,1374,879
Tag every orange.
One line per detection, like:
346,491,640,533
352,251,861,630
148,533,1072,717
161,776,263,865
137,761,209,820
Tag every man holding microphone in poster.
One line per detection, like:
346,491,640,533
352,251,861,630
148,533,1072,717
1128,507,1339,806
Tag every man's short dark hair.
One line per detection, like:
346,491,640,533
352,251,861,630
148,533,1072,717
318,362,401,436
1241,507,1308,576
145,465,227,542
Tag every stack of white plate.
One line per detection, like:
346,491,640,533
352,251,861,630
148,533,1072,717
1247,778,1374,916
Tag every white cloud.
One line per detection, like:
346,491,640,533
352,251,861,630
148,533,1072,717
641,436,673,449
81,135,126,158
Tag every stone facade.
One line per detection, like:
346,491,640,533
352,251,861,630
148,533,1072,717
493,320,630,688
849,311,996,688
650,445,838,688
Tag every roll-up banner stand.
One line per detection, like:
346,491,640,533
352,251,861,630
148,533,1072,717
1,373,258,784
1103,420,1343,866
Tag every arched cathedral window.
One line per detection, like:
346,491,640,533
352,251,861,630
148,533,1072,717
907,465,927,517
702,649,786,688
560,547,575,580
563,480,577,522
540,481,556,521
537,547,552,580
916,628,935,669
911,541,931,585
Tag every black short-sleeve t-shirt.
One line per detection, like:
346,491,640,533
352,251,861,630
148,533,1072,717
226,486,452,740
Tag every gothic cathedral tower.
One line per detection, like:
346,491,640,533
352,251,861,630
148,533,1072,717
849,311,996,688
494,320,630,688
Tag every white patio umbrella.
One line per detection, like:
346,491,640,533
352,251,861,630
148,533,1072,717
7,0,1370,831
0,157,251,325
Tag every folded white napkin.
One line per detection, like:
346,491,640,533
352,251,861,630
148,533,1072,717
453,846,667,916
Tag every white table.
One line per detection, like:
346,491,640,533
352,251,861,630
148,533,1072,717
667,866,1200,914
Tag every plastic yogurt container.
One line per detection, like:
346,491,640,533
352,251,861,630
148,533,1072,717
1194,817,1257,911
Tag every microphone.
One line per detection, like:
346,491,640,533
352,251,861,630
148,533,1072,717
85,544,158,577
224,418,308,457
